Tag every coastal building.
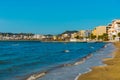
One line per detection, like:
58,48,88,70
106,24,112,34
92,26,106,38
57,35,64,41
76,30,84,40
0,36,2,40
0,32,37,40
107,24,115,40
69,38,77,42
71,33,77,38
76,30,92,41
61,31,78,41
77,30,86,38
53,36,57,40
33,34,44,40
62,34,69,38
69,33,78,42
42,34,54,41
84,30,92,38
108,19,120,41
84,30,92,41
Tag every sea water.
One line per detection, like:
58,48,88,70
0,41,108,80
39,43,115,80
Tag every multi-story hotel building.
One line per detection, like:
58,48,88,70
92,26,106,38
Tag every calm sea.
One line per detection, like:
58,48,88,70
0,41,106,80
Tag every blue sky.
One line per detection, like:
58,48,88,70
0,0,120,34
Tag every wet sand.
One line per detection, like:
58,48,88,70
78,42,120,80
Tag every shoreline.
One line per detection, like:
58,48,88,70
0,40,112,43
26,42,113,80
77,42,119,80
39,42,114,80
26,54,93,80
74,43,114,80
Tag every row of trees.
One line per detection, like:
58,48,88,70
74,33,108,41
90,32,120,41
74,32,120,41
88,33,109,41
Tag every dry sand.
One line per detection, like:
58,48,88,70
78,42,120,80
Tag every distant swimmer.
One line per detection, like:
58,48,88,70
90,46,94,49
64,50,70,53
104,45,107,48
12,44,19,46
64,42,67,44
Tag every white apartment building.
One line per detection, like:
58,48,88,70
33,34,45,40
108,20,120,41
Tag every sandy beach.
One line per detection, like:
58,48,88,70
78,42,120,80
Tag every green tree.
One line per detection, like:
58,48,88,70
98,35,103,40
90,33,96,40
75,36,80,39
102,33,108,41
118,32,120,41
118,32,120,37
113,35,116,40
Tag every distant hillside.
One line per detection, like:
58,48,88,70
62,30,78,34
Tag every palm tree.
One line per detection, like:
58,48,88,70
98,35,103,40
90,33,96,40
118,32,120,41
